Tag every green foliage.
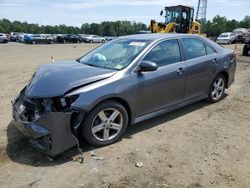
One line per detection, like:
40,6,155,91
204,15,250,37
0,19,148,36
1,16,249,37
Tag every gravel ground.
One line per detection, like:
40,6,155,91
0,42,249,188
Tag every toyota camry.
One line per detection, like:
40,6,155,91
12,34,236,156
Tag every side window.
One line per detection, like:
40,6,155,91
205,44,216,55
143,39,181,67
181,38,206,60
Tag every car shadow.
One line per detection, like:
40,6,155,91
5,95,227,167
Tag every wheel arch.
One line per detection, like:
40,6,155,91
218,71,229,88
91,97,133,125
72,96,133,133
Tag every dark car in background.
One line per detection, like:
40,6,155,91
233,28,249,42
57,34,82,43
12,34,236,156
243,30,250,56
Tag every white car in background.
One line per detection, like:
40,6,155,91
216,32,238,44
84,35,105,43
0,33,8,43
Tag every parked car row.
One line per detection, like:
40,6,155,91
0,32,116,44
216,28,250,45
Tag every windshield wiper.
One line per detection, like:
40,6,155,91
79,61,99,68
84,63,98,67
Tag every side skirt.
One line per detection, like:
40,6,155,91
133,94,207,124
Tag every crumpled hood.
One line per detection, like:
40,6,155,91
25,61,117,97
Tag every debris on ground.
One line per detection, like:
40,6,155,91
90,151,96,156
135,162,144,168
92,156,104,161
72,154,84,164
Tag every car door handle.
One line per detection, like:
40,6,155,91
176,67,185,74
212,58,217,63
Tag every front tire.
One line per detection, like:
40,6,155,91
81,101,128,146
207,74,226,103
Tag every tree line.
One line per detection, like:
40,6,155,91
0,15,249,37
203,15,250,37
0,19,148,36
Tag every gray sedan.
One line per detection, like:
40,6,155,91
12,34,236,156
84,35,106,43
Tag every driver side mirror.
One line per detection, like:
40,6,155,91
160,10,163,16
137,60,158,73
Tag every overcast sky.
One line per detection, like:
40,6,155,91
0,0,249,26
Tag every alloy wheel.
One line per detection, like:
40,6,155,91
91,108,123,141
211,77,225,101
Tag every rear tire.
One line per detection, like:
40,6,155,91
207,74,226,103
89,40,93,43
243,45,249,56
81,101,128,146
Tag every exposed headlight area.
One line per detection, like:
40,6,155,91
12,90,80,156
51,95,79,112
14,89,79,123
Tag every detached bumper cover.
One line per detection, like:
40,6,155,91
12,94,78,156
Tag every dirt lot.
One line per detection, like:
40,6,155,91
0,42,250,188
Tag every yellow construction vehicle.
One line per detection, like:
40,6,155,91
151,5,202,35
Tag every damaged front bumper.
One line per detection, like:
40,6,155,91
11,89,81,156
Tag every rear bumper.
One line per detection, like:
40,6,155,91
12,94,78,156
216,40,230,44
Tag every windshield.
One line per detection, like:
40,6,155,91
79,39,150,70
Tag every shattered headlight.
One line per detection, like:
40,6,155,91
51,95,79,112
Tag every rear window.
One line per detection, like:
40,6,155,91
205,44,216,55
219,34,229,38
181,38,206,60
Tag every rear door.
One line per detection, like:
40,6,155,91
181,37,218,100
134,39,186,117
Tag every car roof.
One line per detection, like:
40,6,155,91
119,33,225,53
119,33,196,41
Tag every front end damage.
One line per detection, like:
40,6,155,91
12,88,84,156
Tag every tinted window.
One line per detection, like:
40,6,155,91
205,44,216,55
182,38,206,60
143,39,181,67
